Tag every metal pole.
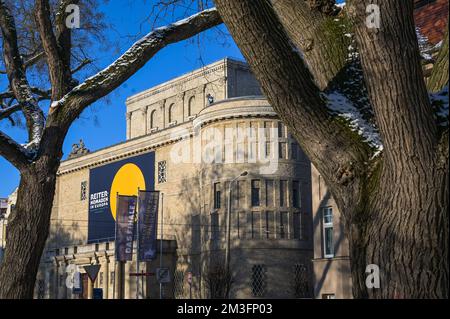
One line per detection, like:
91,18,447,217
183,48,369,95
113,192,118,299
136,188,140,299
159,192,164,299
225,183,232,278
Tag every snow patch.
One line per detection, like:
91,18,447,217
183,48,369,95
326,91,383,156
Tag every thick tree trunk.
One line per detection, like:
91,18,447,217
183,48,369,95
215,0,449,298
0,158,59,299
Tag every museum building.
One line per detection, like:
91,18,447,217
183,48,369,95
28,58,351,299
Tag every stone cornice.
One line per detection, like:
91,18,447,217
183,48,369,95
58,97,278,176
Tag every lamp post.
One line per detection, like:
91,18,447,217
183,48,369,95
225,171,248,295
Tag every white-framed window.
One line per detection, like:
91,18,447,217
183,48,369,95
322,207,334,258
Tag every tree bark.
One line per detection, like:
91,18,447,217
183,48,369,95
0,156,60,299
215,0,449,298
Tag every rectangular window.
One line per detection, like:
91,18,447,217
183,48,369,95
279,142,287,159
293,212,301,240
248,211,261,239
80,181,87,201
323,207,334,258
158,161,167,183
291,143,299,160
214,182,221,209
251,265,267,297
278,122,286,138
238,211,246,239
251,180,260,207
263,211,274,239
292,181,301,208
322,294,336,299
265,141,271,158
280,180,287,207
236,180,245,208
265,180,274,207
278,212,288,239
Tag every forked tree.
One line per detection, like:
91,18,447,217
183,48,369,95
214,0,448,298
0,0,221,298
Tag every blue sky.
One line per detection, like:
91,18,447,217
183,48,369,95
0,1,243,197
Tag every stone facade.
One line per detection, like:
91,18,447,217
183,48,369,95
34,58,348,299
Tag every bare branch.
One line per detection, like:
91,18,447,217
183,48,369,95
0,103,21,120
0,131,31,170
34,0,72,100
51,8,222,124
71,59,92,75
0,1,45,150
428,27,449,93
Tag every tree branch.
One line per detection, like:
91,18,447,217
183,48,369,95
0,1,45,150
0,103,20,120
215,0,371,213
350,0,438,164
50,8,222,125
428,27,449,93
269,0,349,90
0,131,31,170
34,0,72,101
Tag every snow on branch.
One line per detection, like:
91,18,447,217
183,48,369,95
0,130,33,170
53,8,222,122
326,91,383,157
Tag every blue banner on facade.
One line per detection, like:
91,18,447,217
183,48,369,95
88,152,155,243
138,191,159,261
115,195,137,261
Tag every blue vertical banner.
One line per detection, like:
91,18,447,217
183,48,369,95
138,191,160,261
115,195,137,261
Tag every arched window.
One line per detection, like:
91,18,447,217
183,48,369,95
168,103,176,123
150,110,157,129
188,96,195,117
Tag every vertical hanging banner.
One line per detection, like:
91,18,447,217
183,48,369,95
138,191,160,261
115,195,137,261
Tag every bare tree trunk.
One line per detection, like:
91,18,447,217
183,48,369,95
215,0,449,298
0,157,60,299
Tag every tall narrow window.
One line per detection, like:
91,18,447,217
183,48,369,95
279,142,287,159
236,180,245,208
265,180,274,207
188,96,195,117
247,211,260,239
280,180,287,207
158,161,167,183
213,182,221,209
278,122,286,138
263,211,274,239
251,265,267,297
150,110,157,129
238,211,246,239
251,180,260,207
168,103,175,123
293,212,301,240
80,181,87,201
292,181,301,208
323,207,334,258
278,212,288,239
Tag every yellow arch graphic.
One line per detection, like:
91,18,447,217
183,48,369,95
109,163,146,220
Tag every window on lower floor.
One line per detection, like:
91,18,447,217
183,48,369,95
251,180,260,207
247,211,261,239
323,207,334,258
293,264,310,298
278,211,288,239
322,293,336,299
293,212,301,240
251,264,267,297
262,211,274,239
214,182,221,209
